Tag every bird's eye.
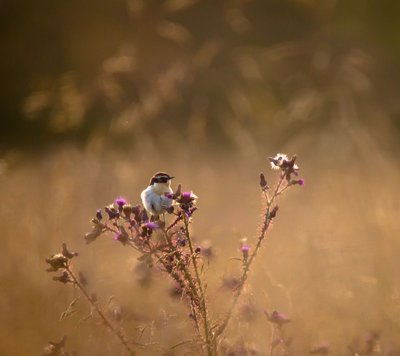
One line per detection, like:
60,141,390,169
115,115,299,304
153,174,170,184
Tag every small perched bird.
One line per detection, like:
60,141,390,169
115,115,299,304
141,172,174,218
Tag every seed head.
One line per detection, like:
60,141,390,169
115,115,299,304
269,153,288,170
46,253,68,272
62,243,79,259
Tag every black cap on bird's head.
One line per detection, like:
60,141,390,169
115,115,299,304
149,172,174,185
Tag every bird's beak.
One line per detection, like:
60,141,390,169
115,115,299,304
169,176,175,180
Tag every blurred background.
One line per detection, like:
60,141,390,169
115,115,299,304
1,0,400,354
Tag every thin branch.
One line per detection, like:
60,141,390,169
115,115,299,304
65,264,138,355
182,213,213,356
214,173,286,342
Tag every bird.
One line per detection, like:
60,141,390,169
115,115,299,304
141,172,174,219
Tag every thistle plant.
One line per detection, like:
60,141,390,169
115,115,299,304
45,153,304,355
45,244,137,355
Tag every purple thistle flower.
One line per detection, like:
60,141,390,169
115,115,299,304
290,178,305,186
179,191,198,204
113,232,121,241
177,191,198,213
144,222,158,230
113,230,128,245
241,245,251,260
115,197,127,207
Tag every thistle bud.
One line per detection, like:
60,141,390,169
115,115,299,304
96,209,103,221
268,205,279,219
53,271,72,284
105,206,119,219
259,173,269,190
122,204,132,218
265,310,291,326
241,245,251,260
131,205,142,222
141,210,149,223
173,184,182,199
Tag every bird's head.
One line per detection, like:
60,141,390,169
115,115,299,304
149,172,174,188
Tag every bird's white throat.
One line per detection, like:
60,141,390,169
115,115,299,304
152,182,172,195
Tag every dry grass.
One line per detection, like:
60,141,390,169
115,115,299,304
2,1,400,354
1,116,400,355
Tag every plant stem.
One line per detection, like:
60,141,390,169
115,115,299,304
161,229,201,303
182,213,213,356
160,228,206,345
270,325,275,356
65,264,137,356
214,173,286,342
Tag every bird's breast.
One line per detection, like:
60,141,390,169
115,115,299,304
152,183,173,196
